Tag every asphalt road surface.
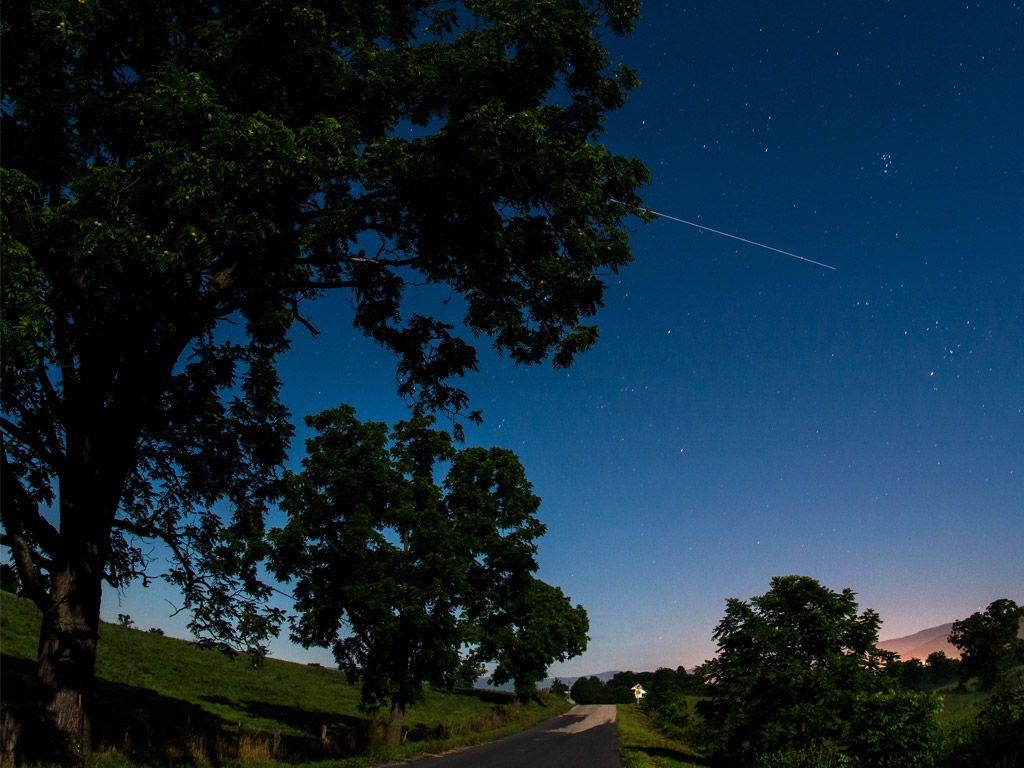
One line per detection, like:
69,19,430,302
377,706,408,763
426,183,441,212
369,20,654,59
392,704,622,768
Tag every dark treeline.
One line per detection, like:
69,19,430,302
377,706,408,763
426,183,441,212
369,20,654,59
568,667,704,705
884,651,962,691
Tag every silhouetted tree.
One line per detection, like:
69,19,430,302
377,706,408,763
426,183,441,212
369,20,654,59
1,0,647,750
949,599,1024,689
699,575,940,767
472,578,589,703
270,407,549,746
569,676,607,704
924,651,960,689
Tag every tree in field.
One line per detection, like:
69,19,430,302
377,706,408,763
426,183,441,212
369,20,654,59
698,575,940,767
948,598,1024,689
270,406,559,746
471,577,589,703
1,0,647,751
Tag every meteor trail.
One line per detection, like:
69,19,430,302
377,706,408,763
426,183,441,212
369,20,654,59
621,201,837,271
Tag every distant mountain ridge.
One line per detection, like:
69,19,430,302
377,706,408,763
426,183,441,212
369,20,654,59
879,617,1024,661
878,623,959,661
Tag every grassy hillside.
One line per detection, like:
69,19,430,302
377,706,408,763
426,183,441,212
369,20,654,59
0,591,569,764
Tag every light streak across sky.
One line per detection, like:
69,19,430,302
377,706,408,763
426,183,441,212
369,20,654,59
644,206,838,271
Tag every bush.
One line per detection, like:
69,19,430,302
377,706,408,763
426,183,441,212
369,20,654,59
699,576,943,766
847,690,940,767
640,667,690,739
941,689,1024,767
753,743,854,768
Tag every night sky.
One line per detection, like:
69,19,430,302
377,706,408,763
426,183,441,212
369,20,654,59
107,2,1024,676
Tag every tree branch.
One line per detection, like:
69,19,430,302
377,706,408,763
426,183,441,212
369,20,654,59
0,534,54,570
1,416,61,466
111,516,195,586
37,356,63,417
0,454,56,609
290,299,321,337
0,529,54,609
111,517,160,539
292,280,360,290
294,253,421,268
0,449,61,555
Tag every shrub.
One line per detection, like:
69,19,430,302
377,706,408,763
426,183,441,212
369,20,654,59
847,690,940,767
699,576,942,766
640,667,690,739
753,743,854,768
941,689,1024,767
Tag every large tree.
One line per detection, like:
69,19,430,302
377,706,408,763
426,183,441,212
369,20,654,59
0,0,647,753
270,406,550,746
948,598,1024,689
698,575,940,767
471,577,589,703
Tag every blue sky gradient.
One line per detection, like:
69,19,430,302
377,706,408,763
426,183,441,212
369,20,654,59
105,1,1023,676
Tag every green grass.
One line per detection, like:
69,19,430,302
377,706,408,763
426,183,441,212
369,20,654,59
616,704,708,768
0,591,569,765
935,688,987,729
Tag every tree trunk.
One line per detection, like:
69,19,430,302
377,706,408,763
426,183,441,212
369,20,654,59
385,700,405,748
34,433,118,762
35,558,104,759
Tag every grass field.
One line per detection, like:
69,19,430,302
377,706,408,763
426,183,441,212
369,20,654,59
616,704,708,768
0,591,570,765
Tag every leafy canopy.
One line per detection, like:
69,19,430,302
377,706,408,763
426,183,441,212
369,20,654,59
471,577,589,702
699,575,940,767
270,406,556,724
1,0,647,651
948,598,1024,689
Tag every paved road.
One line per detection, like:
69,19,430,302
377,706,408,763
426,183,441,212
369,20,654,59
392,704,621,768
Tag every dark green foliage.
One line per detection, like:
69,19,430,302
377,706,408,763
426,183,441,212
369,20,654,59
570,675,628,705
949,599,1024,689
0,564,21,594
472,578,589,703
954,689,1024,767
270,407,578,744
569,667,701,706
886,652,962,692
2,0,645,747
846,690,940,768
925,652,963,689
698,575,941,767
641,667,690,739
749,743,849,768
